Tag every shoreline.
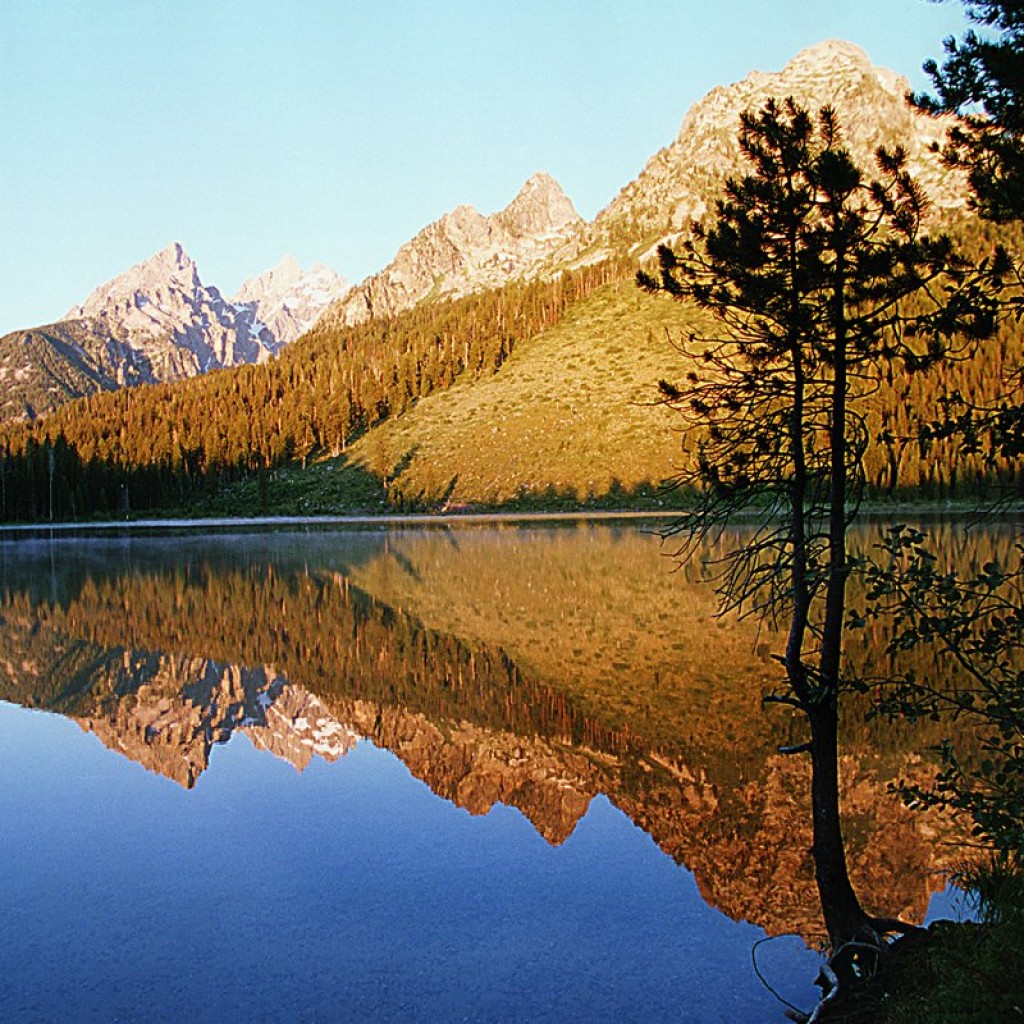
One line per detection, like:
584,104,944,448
0,509,682,537
2,500,1023,538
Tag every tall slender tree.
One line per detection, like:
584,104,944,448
639,98,1000,952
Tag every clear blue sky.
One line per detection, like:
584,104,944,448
0,0,970,335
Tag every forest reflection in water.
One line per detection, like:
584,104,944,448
0,518,1000,1021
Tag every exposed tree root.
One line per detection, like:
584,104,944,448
759,917,924,1023
783,937,895,1024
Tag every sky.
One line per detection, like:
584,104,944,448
0,0,972,336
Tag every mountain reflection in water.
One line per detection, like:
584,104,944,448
0,521,992,944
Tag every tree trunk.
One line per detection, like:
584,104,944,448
808,242,877,949
808,704,877,945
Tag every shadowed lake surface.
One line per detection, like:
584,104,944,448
0,519,992,1022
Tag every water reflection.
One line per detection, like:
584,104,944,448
2,701,827,1024
0,520,995,948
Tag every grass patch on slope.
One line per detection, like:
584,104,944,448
344,279,701,509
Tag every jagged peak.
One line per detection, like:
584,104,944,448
511,171,567,201
399,175,580,250
319,170,585,328
781,38,905,97
444,202,485,222
498,171,582,235
157,239,188,260
276,253,302,272
64,242,201,319
592,37,963,248
666,38,916,151
233,255,304,303
123,241,197,280
135,241,197,277
264,254,302,281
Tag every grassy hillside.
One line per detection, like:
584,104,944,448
22,276,697,521
344,280,694,507
185,279,698,517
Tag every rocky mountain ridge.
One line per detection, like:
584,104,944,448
0,39,970,424
317,171,584,328
79,662,360,787
589,39,964,255
0,244,346,420
65,242,283,375
316,40,965,332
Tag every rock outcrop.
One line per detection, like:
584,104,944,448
244,684,360,769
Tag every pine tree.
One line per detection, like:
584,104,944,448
914,0,1024,223
639,98,999,953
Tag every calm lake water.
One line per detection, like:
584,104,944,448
0,519,989,1023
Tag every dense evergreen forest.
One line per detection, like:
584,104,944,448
858,219,1024,498
0,258,630,520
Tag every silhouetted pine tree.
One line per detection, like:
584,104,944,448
639,99,1001,952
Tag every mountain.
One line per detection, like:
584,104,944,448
307,37,970,434
4,38,1004,518
318,171,584,328
311,39,986,509
318,42,961,335
232,255,349,344
0,244,345,421
589,39,964,256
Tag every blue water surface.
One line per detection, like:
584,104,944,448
0,701,822,1023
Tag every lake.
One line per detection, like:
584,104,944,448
0,518,989,1023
